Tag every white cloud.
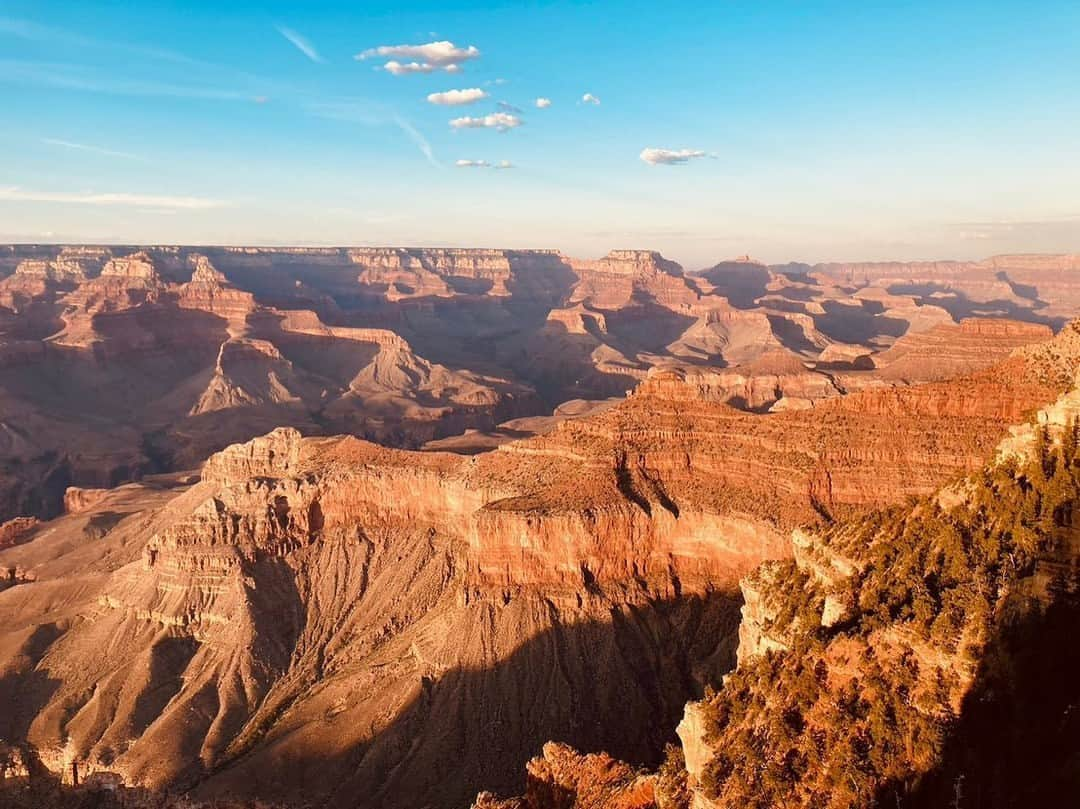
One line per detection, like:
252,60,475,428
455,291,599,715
276,26,324,64
0,186,226,209
41,138,145,161
455,159,515,169
450,112,522,131
535,97,552,109
427,87,488,106
358,40,480,75
582,93,600,105
383,61,435,75
639,147,709,165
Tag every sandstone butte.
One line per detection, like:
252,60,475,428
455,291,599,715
1,304,1079,809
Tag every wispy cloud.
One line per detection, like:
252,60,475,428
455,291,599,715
455,159,514,169
535,97,552,109
450,112,523,131
952,216,1080,242
358,40,480,75
306,100,441,168
306,100,383,125
581,93,601,105
497,101,523,114
427,88,488,106
0,16,216,69
276,26,324,64
0,59,252,101
393,117,440,167
640,147,711,165
41,138,146,162
0,187,227,210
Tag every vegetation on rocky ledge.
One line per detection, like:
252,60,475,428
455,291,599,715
679,423,1080,808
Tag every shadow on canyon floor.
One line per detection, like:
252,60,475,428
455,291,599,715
885,283,1068,331
197,590,743,809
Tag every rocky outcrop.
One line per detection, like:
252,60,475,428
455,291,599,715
473,743,657,809
63,487,110,514
568,250,700,311
0,516,37,550
200,426,304,484
635,352,842,412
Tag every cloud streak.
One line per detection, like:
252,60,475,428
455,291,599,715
0,16,218,69
640,147,710,165
304,101,440,167
276,26,324,64
0,59,252,101
450,112,523,131
952,216,1080,242
581,93,600,105
0,186,226,210
427,88,488,106
42,138,146,161
393,117,440,168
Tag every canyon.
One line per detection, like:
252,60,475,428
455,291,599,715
1,246,1080,808
0,246,1067,524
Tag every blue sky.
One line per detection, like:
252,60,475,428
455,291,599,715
1,0,1079,267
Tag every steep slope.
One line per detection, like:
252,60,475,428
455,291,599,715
0,429,753,809
668,378,1080,809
